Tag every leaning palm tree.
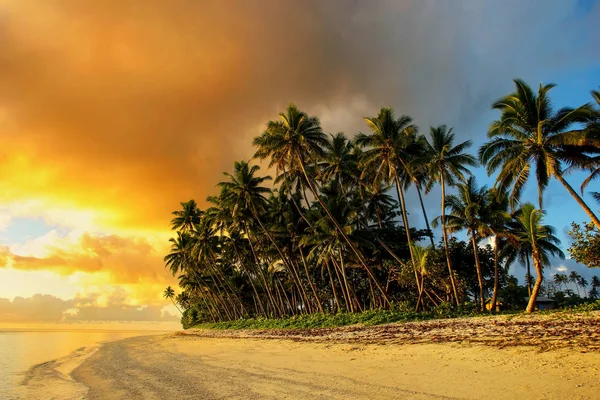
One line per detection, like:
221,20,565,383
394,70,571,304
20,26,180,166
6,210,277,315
423,125,477,306
163,286,182,314
512,203,562,312
436,176,487,310
579,89,600,202
479,79,600,228
254,104,390,305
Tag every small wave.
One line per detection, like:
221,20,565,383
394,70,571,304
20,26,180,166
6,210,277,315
14,345,101,400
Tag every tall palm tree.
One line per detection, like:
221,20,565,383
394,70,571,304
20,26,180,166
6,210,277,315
579,89,600,202
578,276,589,298
163,286,182,314
479,79,600,228
424,125,477,306
354,107,421,298
590,275,600,299
320,133,358,194
512,203,562,312
503,212,565,296
480,188,511,313
254,104,390,305
568,271,582,297
218,160,312,313
437,176,487,310
171,200,202,232
553,273,568,292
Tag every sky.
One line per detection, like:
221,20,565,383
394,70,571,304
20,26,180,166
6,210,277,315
0,0,599,324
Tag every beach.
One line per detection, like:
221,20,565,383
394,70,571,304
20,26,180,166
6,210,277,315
20,312,600,399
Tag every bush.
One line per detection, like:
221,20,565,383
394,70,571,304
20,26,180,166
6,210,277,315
189,306,481,330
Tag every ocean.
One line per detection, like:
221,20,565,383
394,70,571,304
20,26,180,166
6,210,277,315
0,325,178,399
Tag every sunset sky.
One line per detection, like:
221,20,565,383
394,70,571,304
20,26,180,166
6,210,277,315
1,0,599,325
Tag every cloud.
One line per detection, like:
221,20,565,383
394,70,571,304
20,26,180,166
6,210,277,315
0,290,179,323
0,1,599,313
5,230,172,283
0,1,597,232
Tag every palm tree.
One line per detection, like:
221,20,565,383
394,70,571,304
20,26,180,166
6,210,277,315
579,89,600,202
503,212,565,297
320,133,358,194
437,176,487,310
578,276,589,298
354,107,421,299
480,188,511,313
553,273,568,292
411,244,432,309
568,271,582,297
218,160,312,313
479,79,600,228
254,104,390,305
163,286,182,314
590,275,600,299
171,200,202,232
424,125,477,306
512,203,562,312
300,190,366,312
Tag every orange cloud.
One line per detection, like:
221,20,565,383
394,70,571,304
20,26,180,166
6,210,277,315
6,231,173,285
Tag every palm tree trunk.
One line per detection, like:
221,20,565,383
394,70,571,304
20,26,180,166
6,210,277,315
490,236,500,314
440,174,460,306
526,249,544,313
526,256,532,296
244,224,282,317
298,246,324,312
416,183,435,247
393,175,422,296
325,261,341,312
331,257,351,311
250,207,312,313
554,173,600,229
333,255,355,312
232,243,266,316
469,229,485,312
296,152,391,305
169,298,182,314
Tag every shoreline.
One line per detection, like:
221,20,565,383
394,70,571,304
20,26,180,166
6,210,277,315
16,345,101,400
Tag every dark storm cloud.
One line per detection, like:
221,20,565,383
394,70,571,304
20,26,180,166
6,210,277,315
0,0,597,231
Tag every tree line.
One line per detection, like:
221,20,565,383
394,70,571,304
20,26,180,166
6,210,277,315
163,79,600,325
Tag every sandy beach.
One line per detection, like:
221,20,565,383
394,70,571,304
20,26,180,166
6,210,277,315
21,313,600,399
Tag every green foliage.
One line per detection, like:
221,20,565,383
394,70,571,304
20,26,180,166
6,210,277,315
190,306,478,330
568,222,600,268
572,300,600,312
164,82,600,327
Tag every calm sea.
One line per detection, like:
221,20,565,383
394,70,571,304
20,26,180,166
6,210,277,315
0,325,178,399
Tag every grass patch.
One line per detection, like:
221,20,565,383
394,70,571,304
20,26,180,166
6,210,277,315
190,306,480,330
188,300,600,330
